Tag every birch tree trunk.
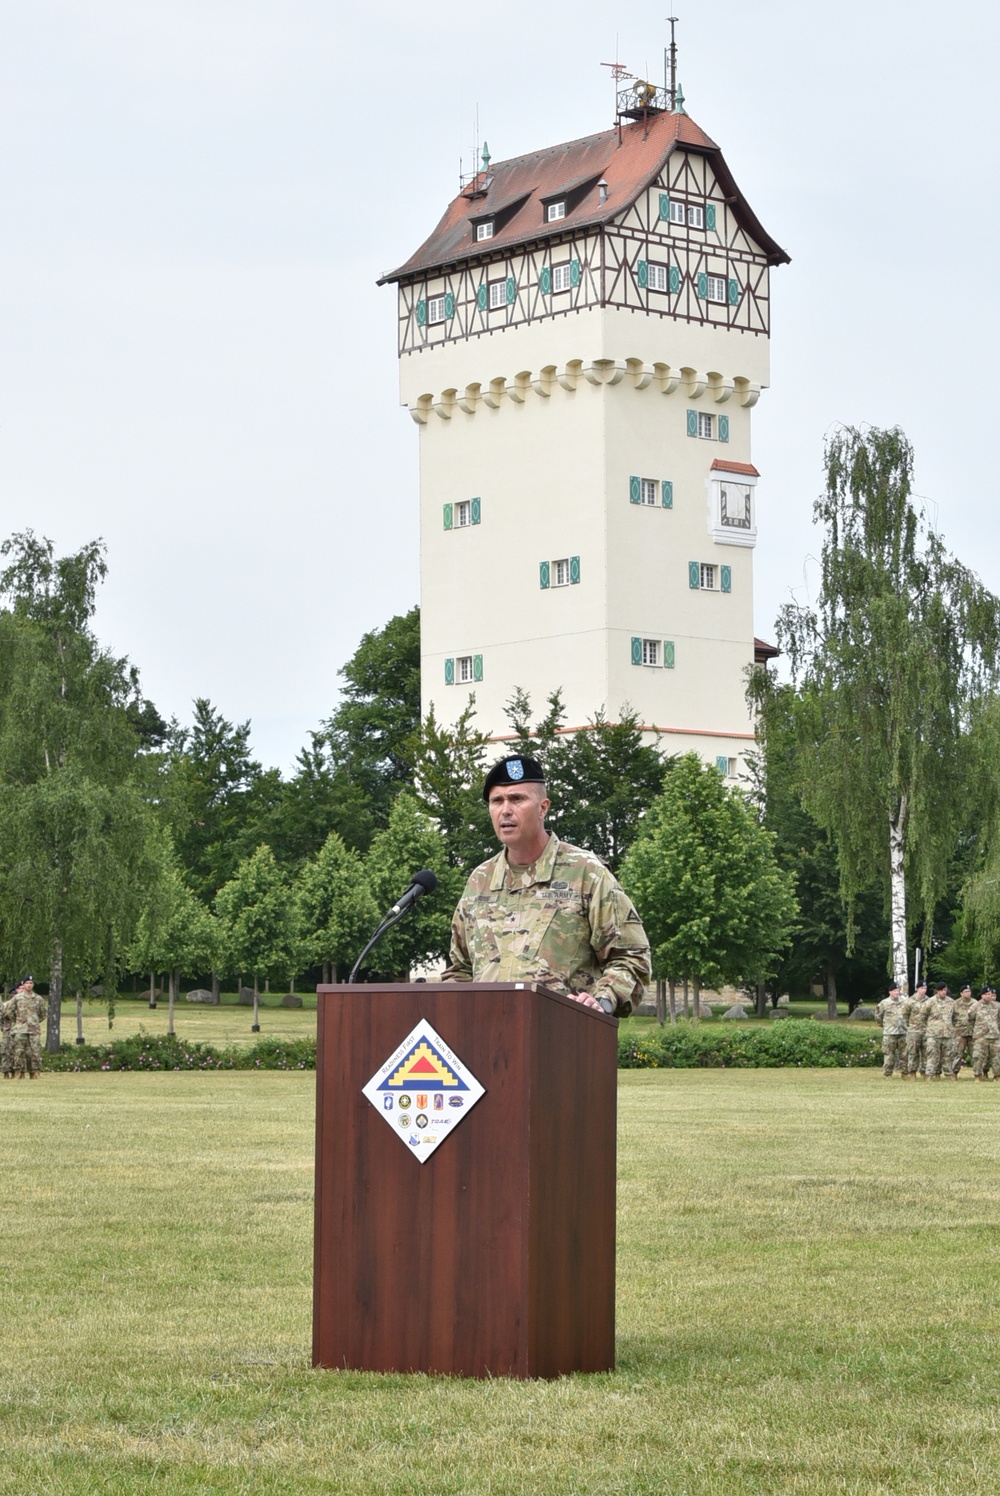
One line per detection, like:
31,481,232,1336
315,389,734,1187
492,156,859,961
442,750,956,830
889,795,909,991
46,940,63,1052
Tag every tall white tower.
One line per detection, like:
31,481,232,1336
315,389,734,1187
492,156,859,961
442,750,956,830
380,84,788,776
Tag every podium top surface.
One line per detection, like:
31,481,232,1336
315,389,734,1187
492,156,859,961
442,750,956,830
315,981,617,1024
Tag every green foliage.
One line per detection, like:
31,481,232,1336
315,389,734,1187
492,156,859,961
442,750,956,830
775,425,1000,966
618,1018,882,1068
295,831,379,979
620,752,797,988
130,839,219,979
45,1031,316,1071
361,793,464,977
408,699,494,871
215,844,301,985
499,688,669,871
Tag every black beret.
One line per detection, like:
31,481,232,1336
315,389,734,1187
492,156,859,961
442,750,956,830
483,755,546,802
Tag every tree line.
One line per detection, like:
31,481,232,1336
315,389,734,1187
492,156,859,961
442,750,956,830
2,425,998,1050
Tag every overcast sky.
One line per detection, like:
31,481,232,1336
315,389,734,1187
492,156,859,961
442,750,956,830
1,0,997,771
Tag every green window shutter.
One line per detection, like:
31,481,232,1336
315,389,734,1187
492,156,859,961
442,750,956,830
629,475,641,504
416,299,427,326
506,276,516,304
706,204,717,231
443,503,453,530
686,409,698,438
637,259,648,288
444,292,455,318
470,496,481,524
659,192,670,220
696,271,708,299
473,654,483,682
721,565,732,593
727,278,739,306
631,636,642,666
715,756,728,775
689,561,700,589
444,658,454,685
663,640,675,669
539,561,550,589
570,259,581,287
661,480,673,509
669,264,681,293
719,414,730,443
477,282,487,311
569,555,581,584
540,266,551,294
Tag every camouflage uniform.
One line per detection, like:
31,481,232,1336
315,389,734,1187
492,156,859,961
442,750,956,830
923,993,957,1079
951,993,978,1074
0,991,13,1078
971,998,1000,1080
442,835,651,1015
905,994,931,1076
874,994,909,1076
3,988,47,1077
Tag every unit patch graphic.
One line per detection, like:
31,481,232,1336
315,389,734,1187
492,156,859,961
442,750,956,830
362,1019,486,1163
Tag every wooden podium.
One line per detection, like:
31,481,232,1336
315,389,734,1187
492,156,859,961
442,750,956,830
312,981,618,1379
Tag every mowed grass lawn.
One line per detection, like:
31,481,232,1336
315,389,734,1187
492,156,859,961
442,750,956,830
64,995,319,1048
2,1071,999,1494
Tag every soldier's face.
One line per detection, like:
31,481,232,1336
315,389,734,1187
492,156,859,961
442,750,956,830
488,784,550,849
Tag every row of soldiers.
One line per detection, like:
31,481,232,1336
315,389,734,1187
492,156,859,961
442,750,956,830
0,977,47,1081
874,981,1000,1079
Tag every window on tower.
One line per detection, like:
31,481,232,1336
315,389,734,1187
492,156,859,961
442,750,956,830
668,200,686,225
647,262,668,292
700,563,717,590
475,221,494,241
546,201,566,222
457,655,474,683
552,262,573,292
705,275,727,303
639,478,658,506
698,413,714,440
720,483,752,529
641,639,660,667
456,500,472,527
488,280,508,310
427,295,448,324
553,558,570,587
687,205,705,228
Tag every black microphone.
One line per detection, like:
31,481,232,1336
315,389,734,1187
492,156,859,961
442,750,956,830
389,869,437,917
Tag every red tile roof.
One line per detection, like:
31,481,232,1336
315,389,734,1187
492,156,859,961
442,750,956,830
754,637,780,664
711,459,761,477
379,109,789,285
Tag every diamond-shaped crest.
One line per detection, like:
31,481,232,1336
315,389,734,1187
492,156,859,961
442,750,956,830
362,1019,485,1164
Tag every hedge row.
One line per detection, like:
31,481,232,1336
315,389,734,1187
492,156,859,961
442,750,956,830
42,1022,883,1073
618,1020,882,1069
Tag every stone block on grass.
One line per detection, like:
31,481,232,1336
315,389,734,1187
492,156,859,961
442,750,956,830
186,988,219,1005
722,1004,748,1020
280,994,303,1008
768,1009,790,1019
851,1006,877,1022
237,987,256,1006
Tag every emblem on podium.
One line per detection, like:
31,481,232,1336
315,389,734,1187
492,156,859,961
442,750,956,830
362,1019,485,1163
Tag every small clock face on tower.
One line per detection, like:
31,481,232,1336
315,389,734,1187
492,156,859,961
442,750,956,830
720,483,751,529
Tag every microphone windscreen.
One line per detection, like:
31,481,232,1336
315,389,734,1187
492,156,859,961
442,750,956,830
411,869,438,894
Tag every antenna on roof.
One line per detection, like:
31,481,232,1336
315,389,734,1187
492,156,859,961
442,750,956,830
665,16,679,111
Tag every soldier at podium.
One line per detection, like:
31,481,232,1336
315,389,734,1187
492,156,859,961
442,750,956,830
441,754,651,1016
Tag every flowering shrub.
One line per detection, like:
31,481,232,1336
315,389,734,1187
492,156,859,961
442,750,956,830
46,1033,316,1073
617,1020,882,1069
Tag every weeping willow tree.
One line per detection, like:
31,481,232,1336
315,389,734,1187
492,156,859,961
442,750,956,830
773,426,1000,990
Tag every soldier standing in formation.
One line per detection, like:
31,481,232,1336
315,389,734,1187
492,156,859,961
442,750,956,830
874,983,909,1077
951,984,977,1075
971,986,1000,1081
923,982,958,1080
905,982,930,1078
0,980,17,1079
1,977,47,1080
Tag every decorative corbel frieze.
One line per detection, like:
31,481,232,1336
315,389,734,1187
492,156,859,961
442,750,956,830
627,358,655,390
481,377,507,409
735,377,761,408
458,382,481,414
681,367,707,400
409,393,434,425
532,365,556,398
583,359,626,386
654,363,680,395
506,371,532,403
433,388,457,420
708,372,734,404
557,359,582,392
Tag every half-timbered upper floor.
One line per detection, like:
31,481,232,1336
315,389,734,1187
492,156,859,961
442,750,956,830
379,108,789,358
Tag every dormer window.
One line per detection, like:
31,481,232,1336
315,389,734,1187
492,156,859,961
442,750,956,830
546,201,566,222
475,221,494,241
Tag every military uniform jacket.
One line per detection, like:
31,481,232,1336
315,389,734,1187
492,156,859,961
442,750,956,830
924,996,956,1038
953,997,978,1036
905,997,931,1031
2,991,46,1035
874,997,908,1036
441,835,652,1015
972,1002,1000,1040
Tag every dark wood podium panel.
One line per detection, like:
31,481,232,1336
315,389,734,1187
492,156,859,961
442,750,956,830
312,982,617,1379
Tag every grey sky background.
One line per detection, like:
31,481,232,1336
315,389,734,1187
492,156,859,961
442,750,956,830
1,1,996,770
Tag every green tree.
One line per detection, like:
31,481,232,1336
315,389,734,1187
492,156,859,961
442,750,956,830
254,732,374,867
620,753,797,1022
296,832,379,981
408,699,494,872
131,849,218,1034
775,425,999,989
0,531,162,1049
361,794,464,979
215,845,301,1027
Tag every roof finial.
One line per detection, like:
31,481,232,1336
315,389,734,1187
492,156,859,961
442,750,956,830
481,141,491,172
674,83,686,115
665,16,679,110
